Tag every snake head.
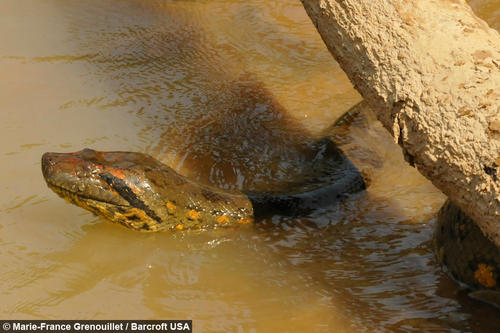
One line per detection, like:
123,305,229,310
41,148,169,231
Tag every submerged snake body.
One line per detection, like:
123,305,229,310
42,144,365,231
436,200,500,292
41,110,500,307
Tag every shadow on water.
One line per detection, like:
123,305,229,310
56,0,357,193
148,72,336,192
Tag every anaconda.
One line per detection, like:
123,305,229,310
41,139,365,232
41,106,500,308
436,200,500,307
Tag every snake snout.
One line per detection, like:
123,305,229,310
41,152,57,180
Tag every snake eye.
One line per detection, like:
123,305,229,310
98,172,114,184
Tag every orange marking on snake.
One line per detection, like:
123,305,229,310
108,169,127,180
166,202,176,212
217,216,230,223
237,217,251,224
474,263,496,288
107,169,145,194
188,210,201,220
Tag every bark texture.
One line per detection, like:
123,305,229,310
301,0,500,245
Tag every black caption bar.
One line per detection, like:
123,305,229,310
0,321,192,333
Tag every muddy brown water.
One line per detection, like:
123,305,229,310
0,1,498,331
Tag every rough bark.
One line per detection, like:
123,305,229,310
300,0,500,246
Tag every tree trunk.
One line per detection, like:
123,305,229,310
300,0,500,247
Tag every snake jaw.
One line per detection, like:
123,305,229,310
48,182,159,231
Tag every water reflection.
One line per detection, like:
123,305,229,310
55,0,353,192
149,73,333,191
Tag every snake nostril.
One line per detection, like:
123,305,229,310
41,153,54,175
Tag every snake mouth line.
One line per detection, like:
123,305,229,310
46,182,130,208
46,181,166,232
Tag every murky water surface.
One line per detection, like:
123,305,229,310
0,1,498,331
